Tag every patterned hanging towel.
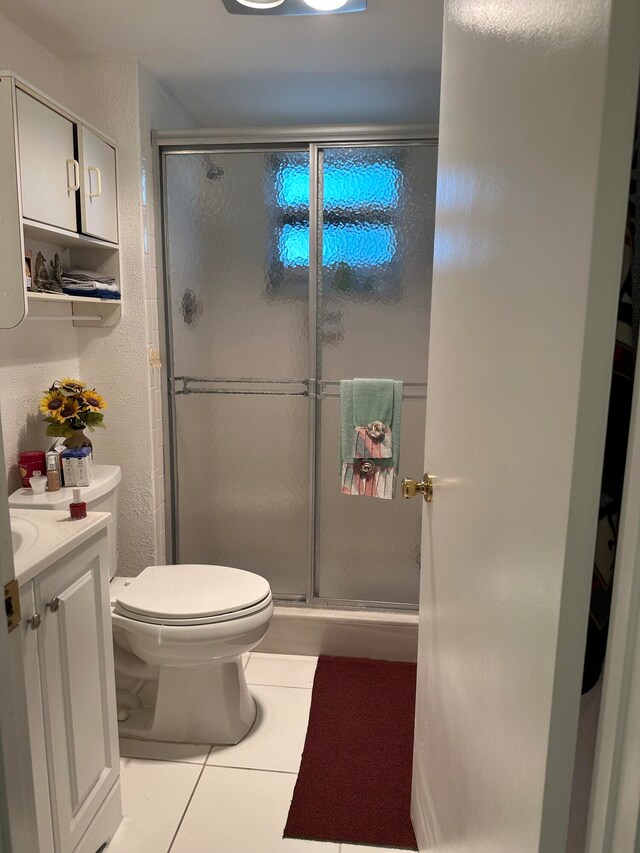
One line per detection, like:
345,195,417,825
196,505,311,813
341,460,397,499
339,379,403,500
353,422,393,459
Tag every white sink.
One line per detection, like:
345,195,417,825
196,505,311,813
10,513,39,560
9,508,111,586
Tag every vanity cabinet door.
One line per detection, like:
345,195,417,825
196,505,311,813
78,125,118,243
36,532,119,853
21,582,56,853
16,89,78,232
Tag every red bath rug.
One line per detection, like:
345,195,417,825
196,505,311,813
284,655,418,850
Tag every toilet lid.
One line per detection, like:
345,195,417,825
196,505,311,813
115,564,271,622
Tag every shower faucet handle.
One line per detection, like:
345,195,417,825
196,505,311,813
402,474,433,503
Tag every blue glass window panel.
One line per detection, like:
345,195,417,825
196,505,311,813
279,223,396,268
277,162,400,211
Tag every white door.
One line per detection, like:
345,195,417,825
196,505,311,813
411,0,640,851
37,536,119,853
16,90,78,233
78,125,118,244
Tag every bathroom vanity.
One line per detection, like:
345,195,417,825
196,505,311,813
11,509,121,853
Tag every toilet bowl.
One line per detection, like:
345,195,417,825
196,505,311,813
111,563,273,745
8,466,274,746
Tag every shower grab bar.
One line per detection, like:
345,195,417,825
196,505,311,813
172,376,309,396
172,376,427,399
176,388,308,397
175,376,308,385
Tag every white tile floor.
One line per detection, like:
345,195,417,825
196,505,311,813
109,653,403,853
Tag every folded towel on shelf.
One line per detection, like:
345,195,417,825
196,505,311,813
340,378,403,500
62,286,121,300
61,268,120,300
62,269,116,285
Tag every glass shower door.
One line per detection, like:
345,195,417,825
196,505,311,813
315,144,438,606
163,149,311,598
163,140,437,609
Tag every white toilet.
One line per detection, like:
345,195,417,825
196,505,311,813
9,465,273,745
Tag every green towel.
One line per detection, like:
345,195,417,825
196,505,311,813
340,378,403,470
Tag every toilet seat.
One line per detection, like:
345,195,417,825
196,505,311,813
114,564,272,627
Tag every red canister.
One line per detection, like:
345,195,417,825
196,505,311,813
19,451,46,487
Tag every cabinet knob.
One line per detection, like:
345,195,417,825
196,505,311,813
27,613,42,630
47,597,61,613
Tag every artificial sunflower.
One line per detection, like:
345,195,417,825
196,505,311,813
39,390,65,419
58,398,80,421
40,377,108,439
58,378,87,395
82,390,108,412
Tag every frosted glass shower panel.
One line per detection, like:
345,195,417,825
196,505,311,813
316,395,424,604
318,145,437,380
164,150,310,380
316,144,437,605
175,393,309,597
163,141,437,609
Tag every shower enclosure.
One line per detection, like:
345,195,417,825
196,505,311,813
161,136,437,611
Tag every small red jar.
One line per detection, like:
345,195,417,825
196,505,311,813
19,451,46,488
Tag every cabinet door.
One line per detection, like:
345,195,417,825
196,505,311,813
20,583,56,853
37,533,119,853
16,89,78,232
79,125,118,243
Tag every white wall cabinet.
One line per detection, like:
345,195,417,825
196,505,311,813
79,125,118,244
0,72,122,328
21,529,121,853
16,89,78,233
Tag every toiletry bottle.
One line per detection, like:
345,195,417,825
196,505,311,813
46,450,61,492
18,451,46,487
69,488,87,520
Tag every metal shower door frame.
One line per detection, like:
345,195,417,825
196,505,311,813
158,128,436,612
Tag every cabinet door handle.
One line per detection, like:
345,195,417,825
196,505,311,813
88,166,102,198
66,159,80,193
47,597,61,613
27,613,42,630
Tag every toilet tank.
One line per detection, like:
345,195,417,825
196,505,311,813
8,465,121,578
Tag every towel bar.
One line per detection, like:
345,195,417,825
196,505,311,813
171,377,427,400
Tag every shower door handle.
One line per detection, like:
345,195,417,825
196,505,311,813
402,474,433,503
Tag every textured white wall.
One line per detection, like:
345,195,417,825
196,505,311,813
0,12,63,100
0,11,194,576
138,64,196,568
61,59,195,576
61,58,154,577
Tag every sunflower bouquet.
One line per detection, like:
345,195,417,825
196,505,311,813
40,378,108,438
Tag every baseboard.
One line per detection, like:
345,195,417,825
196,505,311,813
255,605,419,662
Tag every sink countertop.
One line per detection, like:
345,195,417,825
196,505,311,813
10,509,111,586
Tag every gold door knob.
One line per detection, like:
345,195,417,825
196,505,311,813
402,474,433,502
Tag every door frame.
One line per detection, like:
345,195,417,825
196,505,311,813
587,334,640,848
156,127,437,612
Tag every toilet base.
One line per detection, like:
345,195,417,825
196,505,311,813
117,656,257,745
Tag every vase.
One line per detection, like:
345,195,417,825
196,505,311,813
64,428,93,454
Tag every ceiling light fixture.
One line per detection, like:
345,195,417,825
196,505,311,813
303,0,350,9
236,0,286,8
225,0,365,15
